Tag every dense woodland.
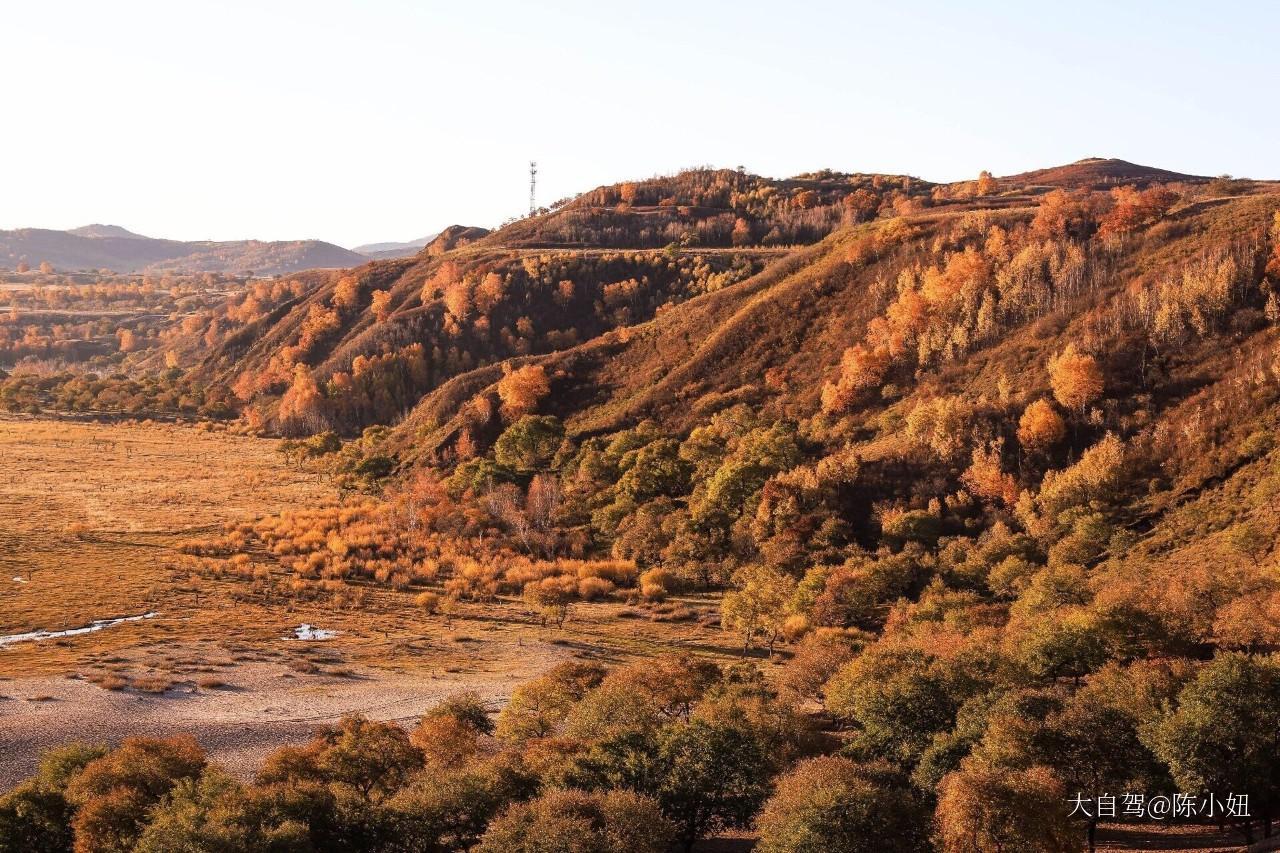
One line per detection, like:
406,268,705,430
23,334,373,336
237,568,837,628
5,161,1280,852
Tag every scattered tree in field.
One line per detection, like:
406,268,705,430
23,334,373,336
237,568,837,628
523,575,577,627
721,564,797,655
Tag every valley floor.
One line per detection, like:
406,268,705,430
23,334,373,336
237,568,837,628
0,417,736,788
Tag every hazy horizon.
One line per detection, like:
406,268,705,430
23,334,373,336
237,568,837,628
4,0,1277,247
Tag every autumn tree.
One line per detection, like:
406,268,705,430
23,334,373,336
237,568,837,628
474,788,673,853
936,762,1078,853
1097,185,1179,238
494,415,564,472
333,274,362,309
824,645,960,763
755,757,931,853
133,769,310,853
975,170,998,197
962,440,1019,506
370,289,392,322
1147,653,1280,843
721,564,797,655
495,661,606,742
387,754,538,851
411,691,493,768
65,735,207,853
822,344,891,413
277,363,327,435
778,630,862,701
1031,189,1097,240
496,364,550,421
0,743,106,853
1048,344,1104,414
258,715,421,803
523,575,578,627
1224,520,1270,568
1018,398,1067,452
651,717,776,852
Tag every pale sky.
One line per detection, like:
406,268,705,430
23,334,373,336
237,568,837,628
3,0,1276,248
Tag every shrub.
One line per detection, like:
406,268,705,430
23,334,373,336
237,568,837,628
577,576,615,601
639,567,677,601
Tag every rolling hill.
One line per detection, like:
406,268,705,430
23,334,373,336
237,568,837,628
0,225,366,275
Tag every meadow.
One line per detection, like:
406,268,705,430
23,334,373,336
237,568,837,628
0,416,737,789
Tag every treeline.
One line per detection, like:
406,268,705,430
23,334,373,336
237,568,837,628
1,656,873,853
0,370,238,418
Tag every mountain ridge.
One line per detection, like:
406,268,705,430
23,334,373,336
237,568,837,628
0,226,366,276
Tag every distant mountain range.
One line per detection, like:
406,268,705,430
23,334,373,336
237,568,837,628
352,235,438,259
0,225,367,276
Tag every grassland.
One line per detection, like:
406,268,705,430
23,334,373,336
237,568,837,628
0,416,741,788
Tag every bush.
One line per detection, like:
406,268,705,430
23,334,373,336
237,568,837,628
577,576,615,601
638,567,677,601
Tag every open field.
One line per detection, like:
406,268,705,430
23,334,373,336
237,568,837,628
0,416,741,788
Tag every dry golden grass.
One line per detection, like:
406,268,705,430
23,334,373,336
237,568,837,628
0,415,742,682
0,414,329,675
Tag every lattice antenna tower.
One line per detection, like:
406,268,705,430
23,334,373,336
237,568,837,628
529,161,537,215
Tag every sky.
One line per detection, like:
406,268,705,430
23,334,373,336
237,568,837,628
3,0,1277,248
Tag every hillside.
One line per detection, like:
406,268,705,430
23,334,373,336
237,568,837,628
0,225,365,275
7,159,1280,850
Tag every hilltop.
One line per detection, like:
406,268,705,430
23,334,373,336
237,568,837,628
1003,157,1209,189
